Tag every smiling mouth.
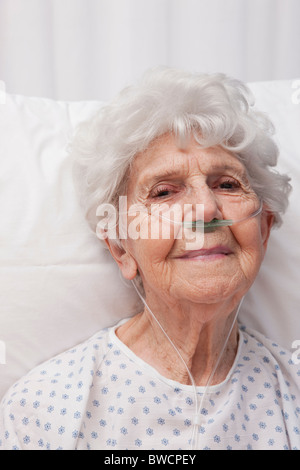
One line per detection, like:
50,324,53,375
178,246,233,260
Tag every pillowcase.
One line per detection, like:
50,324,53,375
239,80,300,350
0,95,141,399
0,79,299,399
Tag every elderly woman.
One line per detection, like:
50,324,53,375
0,68,299,451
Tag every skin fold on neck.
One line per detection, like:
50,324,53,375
116,295,240,387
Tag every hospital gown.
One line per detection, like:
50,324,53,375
0,321,299,450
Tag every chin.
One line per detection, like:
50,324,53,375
170,274,249,306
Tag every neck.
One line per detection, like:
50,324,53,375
116,294,242,386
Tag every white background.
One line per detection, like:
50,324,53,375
0,0,300,101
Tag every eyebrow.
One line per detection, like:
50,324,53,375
140,168,186,186
139,163,249,187
209,164,249,180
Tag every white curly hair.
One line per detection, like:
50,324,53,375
71,66,291,238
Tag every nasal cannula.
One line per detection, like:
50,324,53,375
129,204,262,449
107,199,262,449
131,277,244,450
161,201,263,232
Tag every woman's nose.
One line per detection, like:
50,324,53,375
192,186,223,223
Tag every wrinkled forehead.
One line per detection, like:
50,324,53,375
128,133,248,189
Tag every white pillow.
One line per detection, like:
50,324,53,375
240,80,300,350
0,80,299,399
0,96,141,399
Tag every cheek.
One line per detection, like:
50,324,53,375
230,220,265,277
127,237,175,278
126,210,179,270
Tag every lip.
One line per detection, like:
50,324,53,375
178,245,233,260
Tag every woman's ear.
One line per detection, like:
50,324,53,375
261,208,274,254
104,238,138,280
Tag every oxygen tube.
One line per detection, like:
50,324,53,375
131,277,244,450
114,197,261,449
161,201,263,232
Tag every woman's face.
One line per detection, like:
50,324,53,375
111,133,273,307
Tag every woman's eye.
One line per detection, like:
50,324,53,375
151,187,174,198
216,178,241,191
156,190,170,197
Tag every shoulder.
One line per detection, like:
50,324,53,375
0,326,113,449
4,326,112,397
239,325,300,401
239,325,299,371
240,325,297,363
